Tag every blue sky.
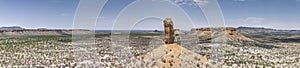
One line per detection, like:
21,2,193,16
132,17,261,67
0,0,299,30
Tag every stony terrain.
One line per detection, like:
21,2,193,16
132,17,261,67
131,44,222,68
0,27,300,67
188,27,300,67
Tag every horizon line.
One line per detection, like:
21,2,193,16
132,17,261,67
0,26,299,30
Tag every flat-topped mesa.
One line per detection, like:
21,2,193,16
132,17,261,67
163,18,175,44
191,27,255,42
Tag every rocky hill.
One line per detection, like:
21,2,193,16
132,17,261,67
131,44,224,68
191,27,255,42
189,27,278,49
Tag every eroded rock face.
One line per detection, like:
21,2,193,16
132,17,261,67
131,44,224,68
191,27,255,42
163,18,175,44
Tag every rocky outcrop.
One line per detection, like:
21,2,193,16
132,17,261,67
163,18,175,44
191,27,255,42
131,44,224,68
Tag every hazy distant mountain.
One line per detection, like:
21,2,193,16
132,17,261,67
0,26,24,30
237,27,300,35
0,26,91,36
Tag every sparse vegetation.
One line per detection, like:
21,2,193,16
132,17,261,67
0,27,300,67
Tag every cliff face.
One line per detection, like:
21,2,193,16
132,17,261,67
191,27,255,42
0,29,91,36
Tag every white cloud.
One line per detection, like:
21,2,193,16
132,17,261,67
166,0,209,5
227,17,264,28
233,0,257,2
231,17,265,23
233,0,246,1
243,17,264,23
227,17,299,30
193,0,209,5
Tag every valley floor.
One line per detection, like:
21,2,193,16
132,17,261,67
0,35,299,67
